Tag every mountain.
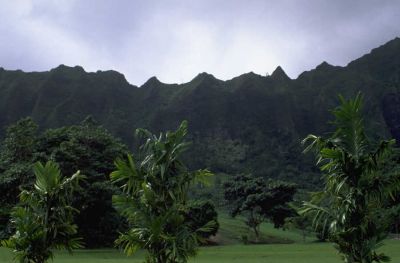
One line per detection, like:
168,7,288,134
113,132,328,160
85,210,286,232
1,38,400,188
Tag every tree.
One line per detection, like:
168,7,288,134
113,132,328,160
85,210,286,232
223,174,296,242
185,200,219,241
301,93,400,263
0,118,38,238
111,121,215,263
38,117,128,247
1,161,84,263
0,117,38,204
0,116,128,247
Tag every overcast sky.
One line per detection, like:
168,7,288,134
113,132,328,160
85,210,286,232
0,0,399,85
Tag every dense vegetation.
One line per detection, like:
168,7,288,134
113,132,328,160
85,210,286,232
1,38,400,189
1,38,400,262
0,117,128,247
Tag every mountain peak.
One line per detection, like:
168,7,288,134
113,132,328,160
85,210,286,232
96,70,129,85
141,76,162,88
192,72,217,81
52,64,85,73
271,66,290,81
190,72,222,85
315,61,334,71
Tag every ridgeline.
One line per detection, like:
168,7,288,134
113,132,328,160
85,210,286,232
1,38,400,188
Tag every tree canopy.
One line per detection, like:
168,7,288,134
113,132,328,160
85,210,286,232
224,174,296,241
0,117,128,247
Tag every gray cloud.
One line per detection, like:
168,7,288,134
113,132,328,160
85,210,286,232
0,0,399,85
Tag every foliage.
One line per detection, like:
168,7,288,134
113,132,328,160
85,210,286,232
301,93,400,262
111,121,215,263
0,118,38,238
0,117,38,164
223,174,296,241
1,161,84,263
185,200,219,241
38,116,128,247
0,117,128,247
0,118,38,206
4,38,400,192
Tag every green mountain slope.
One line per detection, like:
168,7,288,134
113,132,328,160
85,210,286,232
1,38,400,188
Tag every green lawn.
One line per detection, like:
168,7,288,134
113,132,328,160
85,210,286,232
1,213,399,262
216,212,314,245
1,241,400,263
193,241,400,263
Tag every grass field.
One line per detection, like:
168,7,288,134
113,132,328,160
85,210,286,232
1,241,400,263
1,213,399,262
215,212,314,244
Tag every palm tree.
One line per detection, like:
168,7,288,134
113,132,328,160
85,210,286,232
301,93,400,263
111,121,215,263
1,161,84,263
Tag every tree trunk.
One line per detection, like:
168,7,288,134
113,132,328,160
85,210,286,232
253,225,260,243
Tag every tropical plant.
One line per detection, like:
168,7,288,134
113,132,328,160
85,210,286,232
223,174,296,242
301,93,400,263
0,116,128,247
1,161,84,263
185,200,219,241
111,121,215,263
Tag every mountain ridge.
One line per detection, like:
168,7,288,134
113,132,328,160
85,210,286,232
2,36,399,88
1,37,400,188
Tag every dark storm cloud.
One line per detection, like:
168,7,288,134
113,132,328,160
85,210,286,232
0,0,399,84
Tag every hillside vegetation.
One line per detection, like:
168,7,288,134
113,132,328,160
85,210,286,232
1,38,400,188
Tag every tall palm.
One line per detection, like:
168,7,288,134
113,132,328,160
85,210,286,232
111,121,214,263
301,93,400,263
1,161,84,263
